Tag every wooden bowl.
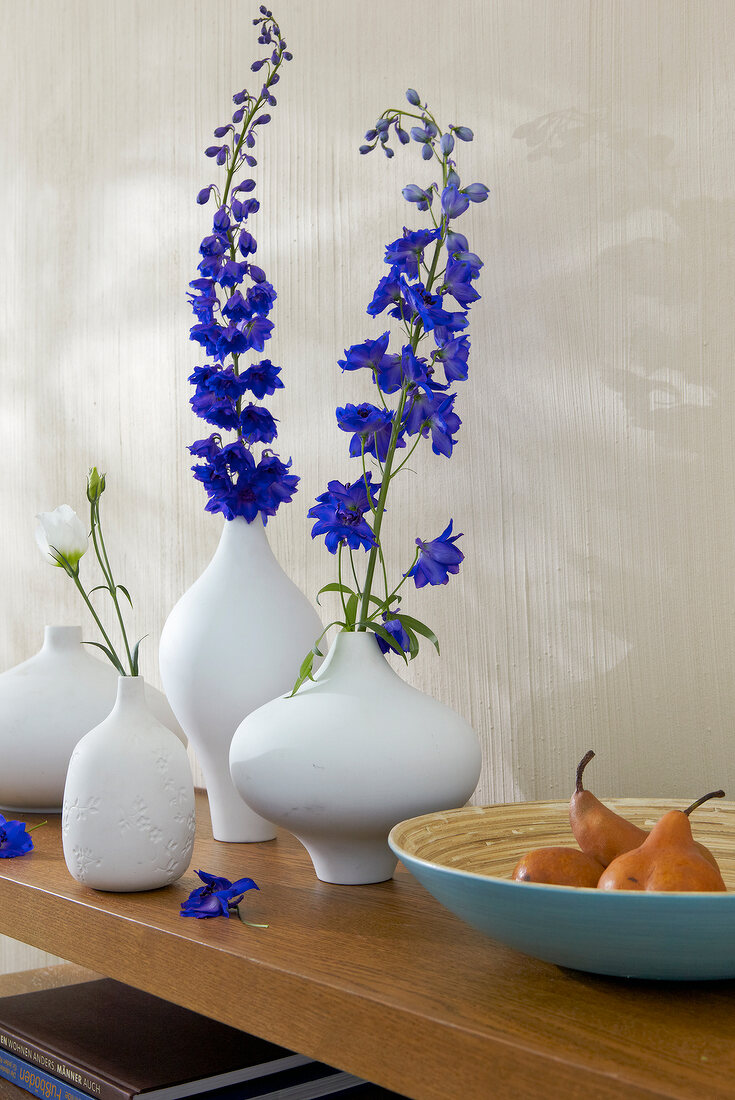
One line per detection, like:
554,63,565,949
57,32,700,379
389,799,735,980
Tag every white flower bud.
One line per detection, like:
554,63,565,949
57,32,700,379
35,505,88,569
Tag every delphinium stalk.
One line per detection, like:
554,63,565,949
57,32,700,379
294,89,488,691
187,7,297,522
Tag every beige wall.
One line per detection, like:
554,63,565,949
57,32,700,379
2,0,734,969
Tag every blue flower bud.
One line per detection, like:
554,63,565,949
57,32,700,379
205,145,223,158
402,184,428,204
232,90,248,105
251,59,265,71
245,154,258,167
396,127,410,145
216,147,228,166
364,129,378,141
463,183,490,203
446,168,460,187
439,133,455,156
359,144,374,155
283,51,293,60
406,88,421,105
452,125,474,142
410,126,430,143
253,114,271,125
421,144,433,161
232,107,245,123
196,186,213,205
214,124,232,138
383,146,394,158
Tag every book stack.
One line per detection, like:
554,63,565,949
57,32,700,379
0,979,404,1100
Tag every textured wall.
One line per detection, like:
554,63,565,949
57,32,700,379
2,0,734,880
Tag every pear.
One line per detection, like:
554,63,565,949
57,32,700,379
512,846,604,888
569,750,648,866
569,750,720,870
597,790,727,892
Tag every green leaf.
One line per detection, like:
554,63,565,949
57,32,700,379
315,582,355,606
130,635,147,676
395,613,441,655
343,592,359,628
116,584,134,608
289,649,316,697
83,640,125,675
87,584,110,596
369,622,408,662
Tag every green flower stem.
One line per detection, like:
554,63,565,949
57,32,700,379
356,197,448,629
90,500,134,675
391,432,424,476
337,544,349,623
69,569,125,675
348,547,362,594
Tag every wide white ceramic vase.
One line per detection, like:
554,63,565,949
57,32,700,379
0,626,185,813
62,675,195,892
229,631,483,884
158,515,322,842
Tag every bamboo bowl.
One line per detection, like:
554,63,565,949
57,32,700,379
388,799,735,980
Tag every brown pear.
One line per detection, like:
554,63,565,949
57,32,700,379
597,790,727,892
512,846,604,887
569,751,648,866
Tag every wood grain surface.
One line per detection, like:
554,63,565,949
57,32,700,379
0,794,734,1100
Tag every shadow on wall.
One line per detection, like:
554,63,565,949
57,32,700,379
504,109,735,802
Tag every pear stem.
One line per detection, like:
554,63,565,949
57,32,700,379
575,750,595,794
684,790,726,816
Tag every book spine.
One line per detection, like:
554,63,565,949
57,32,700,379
0,1045,91,1100
0,1029,129,1100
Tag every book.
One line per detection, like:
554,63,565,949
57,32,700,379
0,1046,377,1100
0,978,335,1100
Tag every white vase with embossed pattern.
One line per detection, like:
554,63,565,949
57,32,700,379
62,675,195,892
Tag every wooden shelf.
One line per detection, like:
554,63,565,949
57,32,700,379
1,794,734,1100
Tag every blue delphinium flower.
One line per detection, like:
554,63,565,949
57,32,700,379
0,814,35,858
180,869,259,918
407,520,465,588
187,8,296,525
295,89,486,689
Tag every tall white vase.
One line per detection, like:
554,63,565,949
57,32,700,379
62,675,195,892
158,515,322,842
0,626,185,813
229,631,483,884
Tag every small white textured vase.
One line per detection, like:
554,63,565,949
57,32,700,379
62,675,195,892
0,626,186,813
159,515,322,842
229,631,483,884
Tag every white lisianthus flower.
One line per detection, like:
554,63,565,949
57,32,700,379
35,505,88,570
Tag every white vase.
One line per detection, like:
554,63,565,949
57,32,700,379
62,675,195,892
158,515,323,842
229,631,483,884
0,626,186,814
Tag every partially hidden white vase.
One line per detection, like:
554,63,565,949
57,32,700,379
229,631,483,884
158,515,323,842
0,626,186,813
62,675,195,892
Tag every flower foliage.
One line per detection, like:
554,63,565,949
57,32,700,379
36,471,144,677
180,868,260,919
0,813,35,858
295,91,487,689
188,7,296,524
